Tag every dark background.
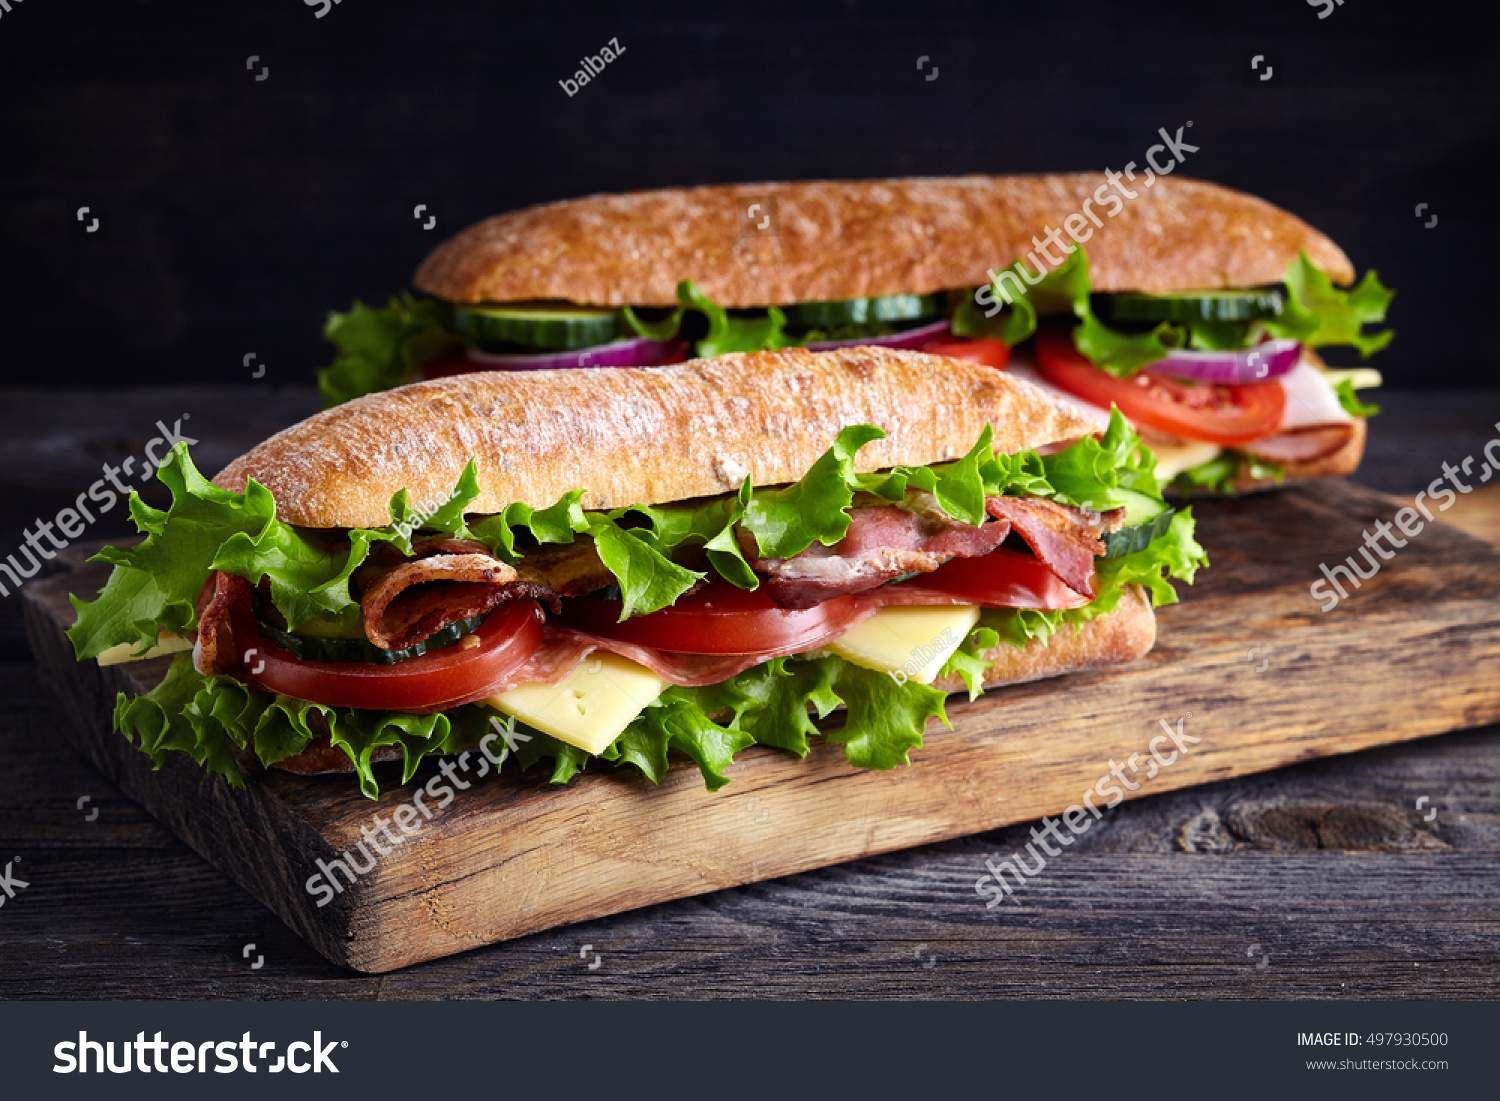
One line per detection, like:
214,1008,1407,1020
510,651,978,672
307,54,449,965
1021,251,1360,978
0,0,1493,388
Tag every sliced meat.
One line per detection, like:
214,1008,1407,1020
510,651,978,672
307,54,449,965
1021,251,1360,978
193,570,251,676
984,496,1123,599
360,553,557,651
743,504,1012,610
1240,423,1357,465
518,539,616,598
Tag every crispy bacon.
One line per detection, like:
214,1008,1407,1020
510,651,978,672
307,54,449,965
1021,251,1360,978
193,570,250,677
518,539,616,598
984,496,1123,599
743,504,1013,610
360,552,558,651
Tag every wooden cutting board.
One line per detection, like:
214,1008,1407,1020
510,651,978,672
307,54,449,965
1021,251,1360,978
21,482,1500,973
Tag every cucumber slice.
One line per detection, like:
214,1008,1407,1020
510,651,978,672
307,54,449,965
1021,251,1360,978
257,614,487,666
1108,488,1171,525
783,293,945,330
1100,290,1285,324
443,302,623,352
1101,490,1175,558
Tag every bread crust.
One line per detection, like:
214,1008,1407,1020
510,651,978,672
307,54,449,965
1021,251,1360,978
413,174,1354,308
930,584,1156,695
213,346,1099,529
1229,416,1367,493
272,588,1158,777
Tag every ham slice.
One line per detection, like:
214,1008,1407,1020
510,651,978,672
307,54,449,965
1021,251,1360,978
1240,423,1356,465
1013,348,1359,467
744,501,1012,610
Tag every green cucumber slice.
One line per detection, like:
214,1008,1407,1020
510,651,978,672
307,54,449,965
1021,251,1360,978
1102,508,1177,558
1100,489,1174,558
443,302,623,352
1100,290,1285,325
782,293,945,330
257,613,487,666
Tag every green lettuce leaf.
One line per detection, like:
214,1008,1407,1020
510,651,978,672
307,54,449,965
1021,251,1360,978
114,653,492,798
68,444,276,658
317,294,457,408
978,246,1393,376
623,279,792,356
1334,378,1382,417
938,626,1001,702
1262,252,1395,357
1169,453,1284,497
977,506,1207,652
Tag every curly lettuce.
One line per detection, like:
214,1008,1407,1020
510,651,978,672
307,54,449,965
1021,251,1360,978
969,246,1394,377
76,410,1199,799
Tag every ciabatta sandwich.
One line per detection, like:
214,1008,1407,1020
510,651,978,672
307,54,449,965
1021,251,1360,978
73,347,1204,797
320,174,1391,495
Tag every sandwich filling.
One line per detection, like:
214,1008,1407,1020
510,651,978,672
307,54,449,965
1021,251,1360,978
319,248,1391,497
69,411,1205,798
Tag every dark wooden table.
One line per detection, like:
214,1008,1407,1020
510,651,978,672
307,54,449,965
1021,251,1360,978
3,386,1499,999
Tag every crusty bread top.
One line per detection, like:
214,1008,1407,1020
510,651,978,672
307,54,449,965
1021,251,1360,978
213,346,1098,529
413,174,1354,308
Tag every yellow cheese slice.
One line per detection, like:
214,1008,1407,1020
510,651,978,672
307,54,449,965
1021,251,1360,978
1147,439,1222,482
96,634,194,667
483,653,667,756
826,605,980,685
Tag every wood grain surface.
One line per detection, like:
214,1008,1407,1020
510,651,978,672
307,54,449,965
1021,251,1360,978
17,479,1500,973
2,387,1498,997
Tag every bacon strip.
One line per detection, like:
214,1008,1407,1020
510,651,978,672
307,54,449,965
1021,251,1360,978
519,539,616,598
193,570,250,676
984,496,1122,599
360,553,556,651
744,504,1012,610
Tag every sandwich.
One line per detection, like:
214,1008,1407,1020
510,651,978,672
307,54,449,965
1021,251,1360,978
68,346,1204,798
318,173,1392,495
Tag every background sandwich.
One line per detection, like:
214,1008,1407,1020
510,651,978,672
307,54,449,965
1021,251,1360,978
70,347,1204,798
319,174,1392,494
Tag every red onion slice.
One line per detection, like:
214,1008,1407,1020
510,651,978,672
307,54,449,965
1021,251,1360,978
1144,339,1302,385
462,337,687,371
805,319,952,351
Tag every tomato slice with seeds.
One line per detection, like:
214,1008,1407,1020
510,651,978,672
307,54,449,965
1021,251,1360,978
228,596,544,711
1034,326,1284,445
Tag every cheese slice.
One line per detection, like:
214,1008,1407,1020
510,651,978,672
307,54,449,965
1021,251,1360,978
1147,439,1222,482
483,653,667,755
96,634,194,667
826,605,980,684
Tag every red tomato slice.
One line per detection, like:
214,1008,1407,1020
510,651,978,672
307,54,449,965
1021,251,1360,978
1034,326,1284,445
228,597,544,711
920,336,1011,370
560,582,862,655
897,547,1092,609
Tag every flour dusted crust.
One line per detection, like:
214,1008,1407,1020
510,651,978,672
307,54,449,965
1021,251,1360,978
931,584,1157,695
273,590,1159,777
413,174,1355,308
213,346,1100,529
